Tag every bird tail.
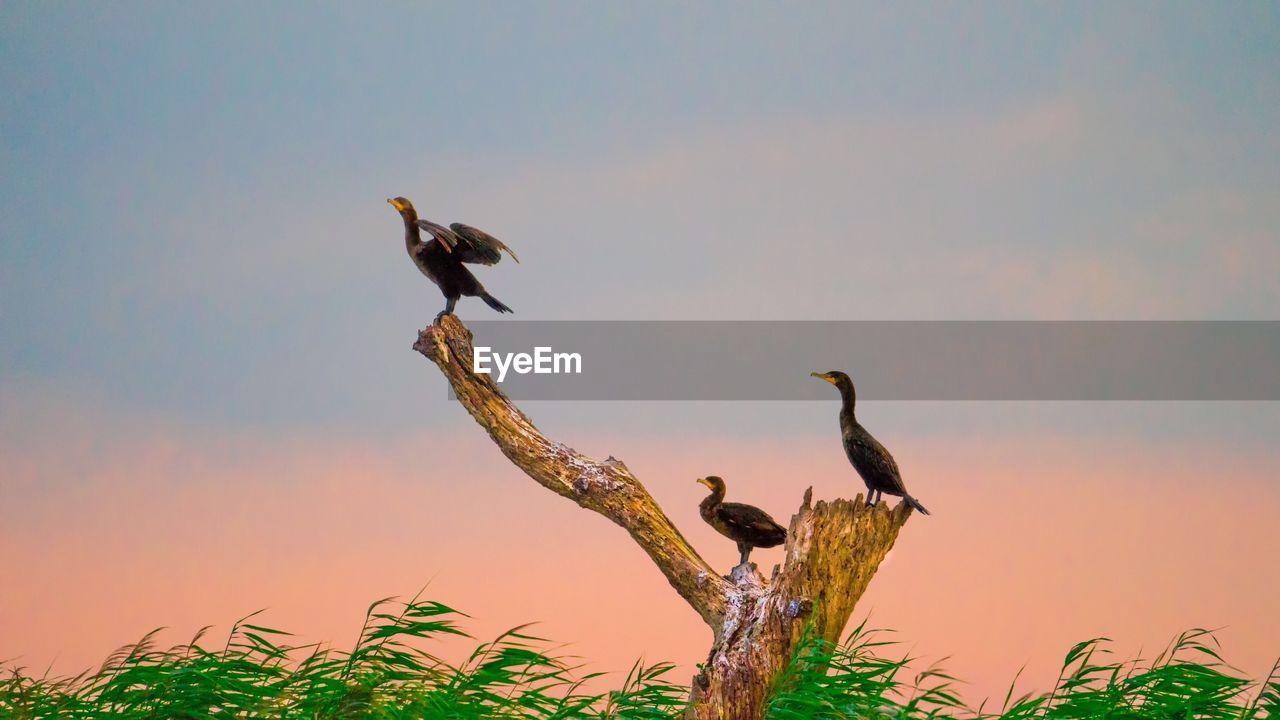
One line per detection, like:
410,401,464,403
481,293,513,314
905,495,930,516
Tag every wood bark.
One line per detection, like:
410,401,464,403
414,316,915,719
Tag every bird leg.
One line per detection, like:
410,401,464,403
435,297,458,323
737,542,752,567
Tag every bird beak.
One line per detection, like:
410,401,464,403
387,198,400,210
810,372,835,385
695,477,711,489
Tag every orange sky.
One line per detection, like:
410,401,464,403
4,3,1279,710
3,417,1277,705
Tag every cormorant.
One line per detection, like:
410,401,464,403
811,371,930,515
696,476,787,567
387,196,519,321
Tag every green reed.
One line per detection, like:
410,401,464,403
2,597,1274,719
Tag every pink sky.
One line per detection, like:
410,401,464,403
4,4,1279,711
3,415,1277,705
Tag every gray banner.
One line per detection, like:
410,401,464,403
459,321,1280,401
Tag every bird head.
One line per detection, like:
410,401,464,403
811,370,852,388
696,476,726,494
811,371,857,404
387,196,416,216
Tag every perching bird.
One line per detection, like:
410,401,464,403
811,371,930,515
387,196,519,321
696,476,787,567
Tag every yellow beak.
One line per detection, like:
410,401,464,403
810,372,836,385
387,198,404,211
696,477,712,489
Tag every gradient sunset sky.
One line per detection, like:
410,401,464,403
2,2,1278,705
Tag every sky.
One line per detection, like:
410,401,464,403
1,1,1278,705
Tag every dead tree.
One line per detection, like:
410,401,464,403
414,316,915,720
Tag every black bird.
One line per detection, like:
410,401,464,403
696,476,787,567
811,371,930,515
387,196,519,321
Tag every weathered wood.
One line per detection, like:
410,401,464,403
688,490,911,719
414,316,730,624
413,316,915,719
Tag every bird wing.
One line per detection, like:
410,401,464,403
717,503,785,535
846,430,908,494
415,219,462,253
449,223,520,266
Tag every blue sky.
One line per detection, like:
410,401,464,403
2,2,1278,437
4,4,1280,696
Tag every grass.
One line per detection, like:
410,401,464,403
767,622,1279,719
2,597,1275,719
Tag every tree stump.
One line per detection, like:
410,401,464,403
414,316,914,720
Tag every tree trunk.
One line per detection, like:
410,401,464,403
414,316,915,720
687,490,911,719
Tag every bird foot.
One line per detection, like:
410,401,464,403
728,563,765,588
434,311,453,325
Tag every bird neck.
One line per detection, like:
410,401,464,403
402,213,422,249
699,489,724,518
836,381,857,423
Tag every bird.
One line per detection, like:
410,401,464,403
695,476,787,568
387,196,519,321
811,371,930,515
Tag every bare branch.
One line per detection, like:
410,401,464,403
414,315,917,719
413,316,730,624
